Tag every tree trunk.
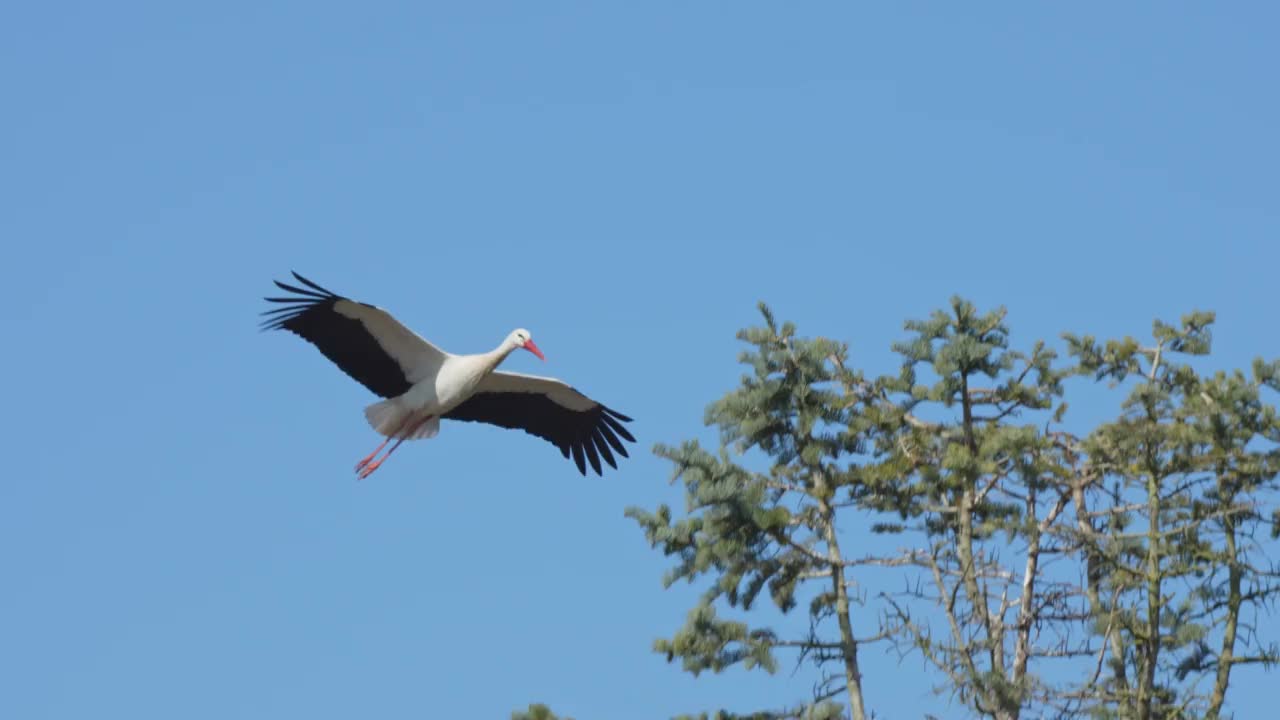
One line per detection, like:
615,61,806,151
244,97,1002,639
817,475,867,720
1206,514,1241,719
1138,466,1161,720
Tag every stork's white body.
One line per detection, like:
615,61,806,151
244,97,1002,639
402,351,489,420
366,338,518,439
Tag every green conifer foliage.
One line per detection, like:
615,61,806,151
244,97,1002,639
627,303,876,719
624,299,1274,712
1065,313,1280,719
535,302,1279,720
512,704,572,720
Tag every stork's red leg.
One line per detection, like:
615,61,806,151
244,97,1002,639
357,415,435,480
355,413,416,474
354,438,390,472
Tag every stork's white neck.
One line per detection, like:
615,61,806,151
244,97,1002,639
480,337,520,374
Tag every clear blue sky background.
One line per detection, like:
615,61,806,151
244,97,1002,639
3,3,1277,718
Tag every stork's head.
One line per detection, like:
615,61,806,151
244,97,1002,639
510,328,545,361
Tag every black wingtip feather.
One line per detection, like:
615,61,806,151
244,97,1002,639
603,407,633,423
597,424,629,458
272,280,328,299
600,414,635,443
259,306,306,319
291,272,339,297
591,429,617,469
583,438,603,475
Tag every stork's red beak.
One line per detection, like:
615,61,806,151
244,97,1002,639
524,340,545,361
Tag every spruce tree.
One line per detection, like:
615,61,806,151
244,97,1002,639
627,304,877,719
861,299,1086,719
1065,314,1280,718
531,301,1278,719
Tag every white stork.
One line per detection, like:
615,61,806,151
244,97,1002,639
260,272,635,479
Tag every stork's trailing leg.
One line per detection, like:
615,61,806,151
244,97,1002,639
357,414,436,479
355,413,415,473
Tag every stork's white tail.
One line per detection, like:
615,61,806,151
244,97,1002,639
363,398,403,436
364,399,440,439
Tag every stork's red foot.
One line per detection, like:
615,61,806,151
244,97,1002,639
357,459,384,479
355,451,379,473
355,438,390,473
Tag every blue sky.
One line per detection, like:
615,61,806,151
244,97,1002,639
3,3,1277,718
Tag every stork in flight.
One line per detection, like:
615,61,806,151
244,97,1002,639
260,272,635,479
